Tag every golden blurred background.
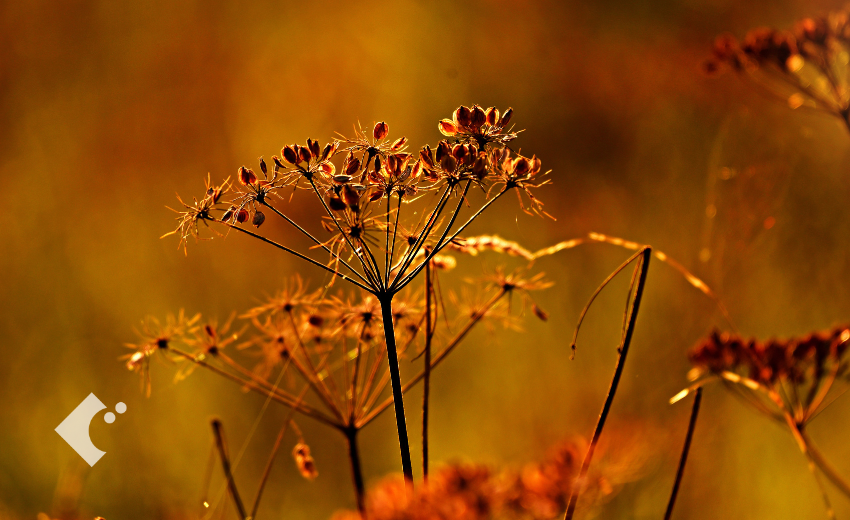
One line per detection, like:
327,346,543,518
2,0,850,518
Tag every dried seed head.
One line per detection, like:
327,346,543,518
454,105,472,128
344,155,361,176
373,121,389,140
485,107,499,126
252,211,266,227
319,161,335,176
436,140,451,162
452,143,467,162
321,143,334,161
439,119,458,136
470,105,487,129
282,145,299,165
328,195,347,212
391,136,407,151
472,154,488,179
498,107,513,128
532,303,549,321
420,145,435,168
512,157,530,176
292,443,318,480
238,166,257,186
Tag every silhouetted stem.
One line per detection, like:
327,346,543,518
664,387,703,520
344,427,366,515
564,247,651,520
211,419,247,520
422,260,433,479
379,294,414,484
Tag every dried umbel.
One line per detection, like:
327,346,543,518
706,8,850,131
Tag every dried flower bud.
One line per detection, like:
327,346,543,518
252,211,265,227
292,443,318,480
320,143,334,161
373,121,389,140
391,136,407,151
512,157,530,177
438,119,457,136
440,154,458,173
236,208,249,223
307,138,320,158
498,107,513,128
368,189,384,202
319,161,335,176
470,105,486,129
485,107,499,126
282,146,299,165
328,195,347,211
239,166,257,186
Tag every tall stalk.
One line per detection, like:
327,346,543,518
379,294,414,483
344,427,366,515
422,260,433,479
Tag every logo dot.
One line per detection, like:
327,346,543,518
104,412,116,424
115,402,127,414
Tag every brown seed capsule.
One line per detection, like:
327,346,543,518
328,195,347,211
319,161,335,176
307,138,320,158
373,121,389,140
282,146,299,164
436,140,451,162
454,105,472,128
420,145,435,168
298,145,312,163
333,174,352,184
451,143,467,161
320,143,333,161
252,211,265,227
512,156,530,176
390,136,407,151
343,184,360,206
307,314,324,327
438,119,457,136
272,156,285,170
236,208,249,223
472,155,488,179
410,160,422,179
440,154,457,173
368,189,384,202
532,303,549,321
292,443,318,480
485,107,499,126
222,206,236,221
344,156,361,176
498,107,513,128
259,157,267,175
239,166,257,186
470,105,486,129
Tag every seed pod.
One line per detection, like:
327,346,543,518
236,208,249,223
368,189,384,202
532,303,549,321
485,107,499,126
454,105,472,128
259,157,267,175
472,155,488,179
328,195,347,211
512,156,530,176
419,145,435,168
529,156,541,176
333,174,352,184
373,121,389,140
298,145,312,163
239,166,257,186
451,143,467,161
410,160,422,179
386,154,398,176
440,154,457,173
470,105,486,129
307,314,324,327
320,143,333,161
319,161,335,176
438,119,457,136
222,206,236,222
498,107,513,128
282,145,299,165
292,443,318,480
307,138,320,158
343,184,360,206
252,211,266,227
344,155,361,176
436,140,451,162
272,156,285,170
390,136,407,151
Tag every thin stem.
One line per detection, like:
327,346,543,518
390,185,452,288
211,419,247,520
344,427,366,516
564,247,651,520
800,428,850,500
261,200,370,286
249,386,307,520
379,294,414,484
664,387,703,520
286,310,345,422
222,220,373,293
422,259,433,479
388,192,402,286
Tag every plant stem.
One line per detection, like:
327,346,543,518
211,419,247,520
379,294,415,484
564,247,651,520
344,427,367,515
664,387,703,520
799,427,850,500
422,260,433,479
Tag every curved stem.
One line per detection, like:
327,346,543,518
379,294,414,484
664,387,703,520
564,247,651,520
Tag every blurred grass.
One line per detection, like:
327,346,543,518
2,0,850,518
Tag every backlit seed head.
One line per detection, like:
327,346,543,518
512,157,530,176
272,156,285,170
282,146,299,165
252,211,265,228
321,143,333,161
420,145,435,168
485,107,499,126
344,155,361,176
454,105,472,128
239,166,257,186
470,105,487,129
452,143,467,161
498,107,513,128
439,119,457,136
319,161,335,176
373,121,389,140
472,155,488,179
390,136,407,151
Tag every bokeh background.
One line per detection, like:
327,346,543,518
2,0,850,518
